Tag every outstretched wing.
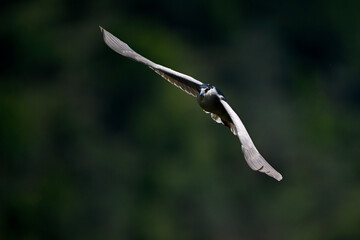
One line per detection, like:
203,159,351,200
100,26,203,97
220,99,283,181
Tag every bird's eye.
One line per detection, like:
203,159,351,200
205,88,209,93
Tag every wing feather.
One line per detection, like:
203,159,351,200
100,26,202,97
220,99,283,181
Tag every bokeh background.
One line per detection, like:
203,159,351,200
1,0,360,239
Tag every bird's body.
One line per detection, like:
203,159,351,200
197,84,233,130
197,85,224,113
100,26,283,181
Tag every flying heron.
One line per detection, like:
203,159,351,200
99,26,282,181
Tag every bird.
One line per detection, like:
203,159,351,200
99,26,283,181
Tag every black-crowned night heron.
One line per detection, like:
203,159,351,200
100,26,283,181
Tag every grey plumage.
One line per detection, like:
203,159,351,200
100,26,283,181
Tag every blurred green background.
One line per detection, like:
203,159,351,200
1,0,360,239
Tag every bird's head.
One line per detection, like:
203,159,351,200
197,84,226,101
197,84,214,96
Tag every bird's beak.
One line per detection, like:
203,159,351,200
199,89,205,96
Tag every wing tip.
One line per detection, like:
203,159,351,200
256,166,283,181
242,145,283,181
274,173,283,181
99,26,106,42
99,25,104,34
